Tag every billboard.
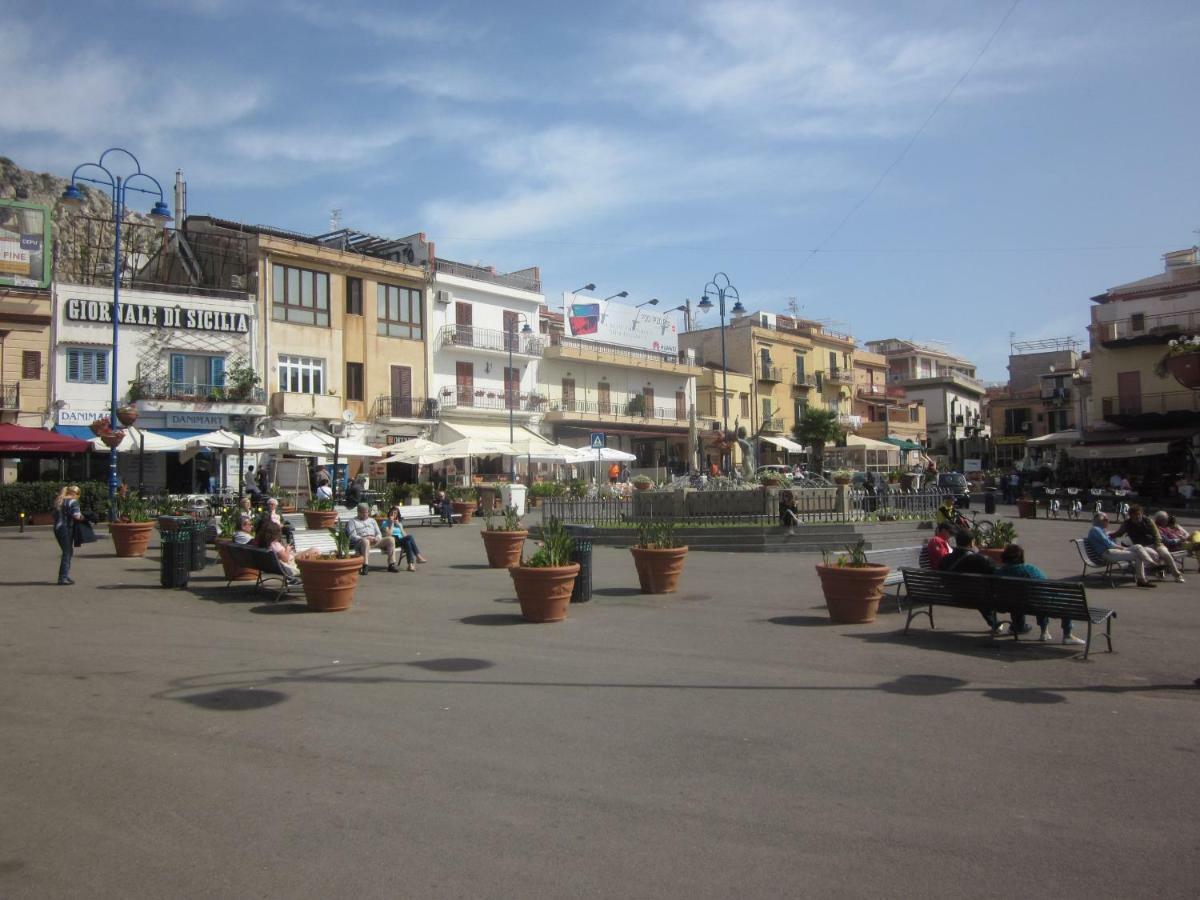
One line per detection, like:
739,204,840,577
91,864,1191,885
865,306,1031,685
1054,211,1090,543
0,200,51,289
563,292,678,355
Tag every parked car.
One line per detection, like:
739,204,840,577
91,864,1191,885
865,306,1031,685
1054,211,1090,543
938,472,971,507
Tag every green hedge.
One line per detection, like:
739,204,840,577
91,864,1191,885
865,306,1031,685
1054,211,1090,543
0,481,110,524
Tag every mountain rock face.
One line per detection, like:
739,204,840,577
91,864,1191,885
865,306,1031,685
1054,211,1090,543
0,156,157,229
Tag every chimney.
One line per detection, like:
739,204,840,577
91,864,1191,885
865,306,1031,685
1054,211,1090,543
174,170,187,230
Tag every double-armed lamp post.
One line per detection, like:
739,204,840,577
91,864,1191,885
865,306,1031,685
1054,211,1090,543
699,273,744,471
60,149,172,521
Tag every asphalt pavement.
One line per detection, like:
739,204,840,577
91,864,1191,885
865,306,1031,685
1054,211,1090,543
1,507,1197,898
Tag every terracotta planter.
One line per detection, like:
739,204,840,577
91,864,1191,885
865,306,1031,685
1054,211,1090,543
116,406,138,427
452,500,475,524
1166,352,1200,390
303,509,338,529
981,548,1007,564
110,521,154,558
295,555,361,612
99,431,125,449
761,476,781,487
815,563,890,624
633,481,653,491
280,506,298,515
630,546,689,594
30,511,54,526
1017,500,1037,519
89,419,108,437
215,539,257,581
481,529,528,568
834,476,852,486
509,563,580,623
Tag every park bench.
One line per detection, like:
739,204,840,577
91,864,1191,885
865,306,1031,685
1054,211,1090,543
864,545,928,611
1071,538,1186,588
292,527,386,565
223,543,303,602
900,568,1116,659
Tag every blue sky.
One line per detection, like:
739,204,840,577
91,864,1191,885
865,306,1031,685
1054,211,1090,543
3,0,1198,379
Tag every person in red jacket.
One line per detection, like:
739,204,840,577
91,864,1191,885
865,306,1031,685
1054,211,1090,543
925,521,955,569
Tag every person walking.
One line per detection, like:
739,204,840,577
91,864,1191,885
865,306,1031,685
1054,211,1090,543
344,503,396,574
1085,511,1157,587
52,485,83,585
997,544,1084,645
383,507,427,571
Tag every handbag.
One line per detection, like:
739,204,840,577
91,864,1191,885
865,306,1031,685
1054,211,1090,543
74,519,98,546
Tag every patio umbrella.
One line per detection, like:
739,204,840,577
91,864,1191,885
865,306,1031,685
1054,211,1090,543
379,437,441,459
88,426,185,454
176,429,285,498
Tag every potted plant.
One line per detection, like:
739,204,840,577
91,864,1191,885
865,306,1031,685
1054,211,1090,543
815,539,890,624
758,471,783,487
214,507,256,582
111,491,155,558
116,404,138,427
481,505,529,568
631,474,654,492
303,497,338,529
886,468,901,485
294,527,361,612
450,487,477,523
977,520,1017,563
832,468,854,486
509,518,578,623
1016,493,1037,519
277,488,298,514
630,520,689,594
1155,336,1200,390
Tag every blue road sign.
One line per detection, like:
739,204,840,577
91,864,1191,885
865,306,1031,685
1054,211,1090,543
589,432,605,450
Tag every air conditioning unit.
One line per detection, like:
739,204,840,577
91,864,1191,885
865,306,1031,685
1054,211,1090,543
435,290,452,305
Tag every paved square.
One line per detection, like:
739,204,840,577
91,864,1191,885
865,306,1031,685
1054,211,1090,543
1,510,1197,898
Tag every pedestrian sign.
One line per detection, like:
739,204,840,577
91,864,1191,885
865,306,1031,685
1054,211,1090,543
590,432,606,450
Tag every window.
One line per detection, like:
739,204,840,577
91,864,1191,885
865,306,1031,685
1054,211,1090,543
1130,312,1145,332
740,394,750,417
346,277,363,316
278,355,325,394
378,283,423,339
170,354,225,394
795,353,805,382
504,367,520,409
761,398,773,421
1004,407,1031,435
22,351,40,380
794,399,808,421
272,264,330,327
65,348,108,384
675,391,686,420
346,362,364,402
909,406,920,423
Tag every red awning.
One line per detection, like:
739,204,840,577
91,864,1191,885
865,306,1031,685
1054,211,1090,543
0,423,92,454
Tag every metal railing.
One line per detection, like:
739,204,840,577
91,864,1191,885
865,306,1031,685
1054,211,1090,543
437,324,544,356
132,378,265,404
542,497,634,526
823,368,854,385
435,259,541,292
853,487,952,519
546,332,689,368
761,416,785,432
0,383,19,409
545,397,687,422
371,395,438,420
1091,310,1200,344
1101,391,1200,417
439,392,547,413
758,364,784,382
794,373,816,387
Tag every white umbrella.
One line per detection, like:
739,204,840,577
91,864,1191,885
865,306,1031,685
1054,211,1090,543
379,437,441,459
587,447,637,462
91,426,185,454
276,431,382,458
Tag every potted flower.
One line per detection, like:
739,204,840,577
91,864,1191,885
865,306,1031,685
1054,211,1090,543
509,518,578,622
977,520,1017,563
294,527,361,612
481,505,529,568
1155,336,1200,390
116,404,138,427
815,539,890,624
758,471,783,487
303,497,338,530
1016,493,1037,519
887,469,901,485
832,469,854,486
277,488,297,514
214,507,256,582
630,520,688,594
111,491,156,558
631,474,654,492
450,487,478,523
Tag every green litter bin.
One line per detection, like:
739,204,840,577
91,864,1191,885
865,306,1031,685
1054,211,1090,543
565,524,594,603
157,516,192,588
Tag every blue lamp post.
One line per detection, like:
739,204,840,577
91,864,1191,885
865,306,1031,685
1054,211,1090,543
698,272,744,472
60,148,171,521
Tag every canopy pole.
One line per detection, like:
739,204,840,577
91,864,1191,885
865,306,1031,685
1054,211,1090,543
137,430,145,494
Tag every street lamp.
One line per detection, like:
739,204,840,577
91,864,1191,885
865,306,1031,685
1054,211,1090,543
60,148,171,521
636,298,659,308
698,273,744,471
572,283,596,294
507,312,534,481
603,291,629,301
670,302,693,331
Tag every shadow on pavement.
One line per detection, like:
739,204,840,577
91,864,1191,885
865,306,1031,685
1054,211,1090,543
449,563,492,570
460,613,525,626
856,628,1086,662
768,615,833,627
406,657,494,672
178,687,288,711
592,587,642,598
250,603,311,615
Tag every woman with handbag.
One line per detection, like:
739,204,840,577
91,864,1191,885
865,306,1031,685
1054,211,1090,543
53,485,84,585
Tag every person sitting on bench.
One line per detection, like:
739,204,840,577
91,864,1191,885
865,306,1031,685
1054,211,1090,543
437,490,455,527
256,521,300,581
383,506,428,571
344,502,397,574
1111,504,1183,583
997,543,1084,645
232,515,255,545
779,491,801,532
938,528,1009,635
257,497,295,547
925,521,955,570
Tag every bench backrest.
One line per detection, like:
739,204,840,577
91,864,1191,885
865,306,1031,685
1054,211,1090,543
901,568,1089,618
293,530,337,554
226,543,287,576
1073,537,1107,567
865,545,925,585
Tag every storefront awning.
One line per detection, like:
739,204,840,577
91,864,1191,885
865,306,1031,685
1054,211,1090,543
843,434,896,451
882,437,924,451
1027,430,1081,447
1066,442,1171,460
438,421,553,447
2,424,91,453
761,435,805,453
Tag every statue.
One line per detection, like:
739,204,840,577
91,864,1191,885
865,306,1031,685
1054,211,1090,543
732,421,760,480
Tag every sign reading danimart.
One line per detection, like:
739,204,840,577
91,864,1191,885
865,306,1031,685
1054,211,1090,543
0,199,51,289
562,293,679,355
64,296,250,333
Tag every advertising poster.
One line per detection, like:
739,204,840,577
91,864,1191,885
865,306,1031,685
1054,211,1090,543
0,200,51,289
562,292,678,355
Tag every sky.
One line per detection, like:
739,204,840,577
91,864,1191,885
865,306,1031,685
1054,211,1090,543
2,0,1198,380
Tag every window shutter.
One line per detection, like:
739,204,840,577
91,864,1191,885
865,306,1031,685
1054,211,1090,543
170,354,185,387
22,351,40,380
67,350,80,382
96,351,108,383
210,356,226,388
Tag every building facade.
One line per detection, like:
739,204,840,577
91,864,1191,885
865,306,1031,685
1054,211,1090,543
984,342,1080,468
0,200,53,443
851,348,926,446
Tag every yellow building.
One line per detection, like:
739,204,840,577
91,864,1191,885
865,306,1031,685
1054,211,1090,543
852,349,927,447
0,287,51,433
188,219,432,447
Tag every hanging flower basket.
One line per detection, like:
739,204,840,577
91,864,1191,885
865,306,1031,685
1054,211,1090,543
116,405,139,427
1166,352,1200,390
100,431,126,449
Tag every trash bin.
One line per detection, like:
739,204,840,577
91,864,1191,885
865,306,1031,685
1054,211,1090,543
565,524,594,603
157,516,192,588
501,483,527,518
189,517,208,571
984,491,996,515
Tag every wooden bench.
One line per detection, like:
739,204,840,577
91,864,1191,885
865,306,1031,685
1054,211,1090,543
900,568,1115,659
864,545,928,611
224,543,303,602
1071,538,1186,587
292,528,383,563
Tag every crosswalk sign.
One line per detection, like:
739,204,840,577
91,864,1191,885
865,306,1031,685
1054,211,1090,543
590,432,605,450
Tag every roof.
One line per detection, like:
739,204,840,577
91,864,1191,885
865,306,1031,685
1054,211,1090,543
190,217,428,265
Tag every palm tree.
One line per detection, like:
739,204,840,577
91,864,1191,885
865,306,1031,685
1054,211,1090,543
793,407,845,475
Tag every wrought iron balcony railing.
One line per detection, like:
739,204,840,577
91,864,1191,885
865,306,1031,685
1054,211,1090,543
437,391,547,413
437,324,544,356
761,416,785,432
758,365,784,382
0,383,19,409
546,397,688,422
132,378,265,404
371,396,438,420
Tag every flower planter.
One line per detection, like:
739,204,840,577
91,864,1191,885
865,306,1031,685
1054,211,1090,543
1017,500,1037,519
509,563,580,623
815,563,890,624
110,521,155,558
30,512,54,526
633,481,653,491
99,431,126,449
116,406,138,427
452,501,475,524
834,476,852,486
215,539,257,582
1166,352,1200,390
295,555,361,612
761,476,782,487
981,548,1007,564
280,505,298,514
303,509,338,530
630,546,689,594
481,529,528,568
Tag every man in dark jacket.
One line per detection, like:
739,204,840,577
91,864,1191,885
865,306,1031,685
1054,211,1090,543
938,528,1010,635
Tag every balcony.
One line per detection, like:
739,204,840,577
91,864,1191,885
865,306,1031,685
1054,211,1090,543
837,413,862,430
269,392,344,419
133,378,266,406
436,324,544,357
0,383,18,410
371,395,438,421
761,416,785,433
543,397,689,428
438,391,546,415
1100,391,1200,429
793,373,815,389
902,370,984,395
1091,310,1200,349
543,333,696,374
824,368,854,386
758,364,784,383
1041,386,1071,404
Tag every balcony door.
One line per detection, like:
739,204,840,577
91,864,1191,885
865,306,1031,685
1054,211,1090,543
456,361,474,407
455,301,473,345
1117,371,1141,415
504,366,519,410
597,382,611,415
503,310,519,353
643,386,654,417
675,390,686,421
562,378,576,412
390,365,412,417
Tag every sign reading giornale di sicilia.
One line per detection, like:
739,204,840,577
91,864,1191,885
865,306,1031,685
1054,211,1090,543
64,296,250,333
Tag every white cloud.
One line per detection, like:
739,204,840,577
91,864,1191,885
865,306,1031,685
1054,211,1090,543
354,64,515,102
227,124,416,165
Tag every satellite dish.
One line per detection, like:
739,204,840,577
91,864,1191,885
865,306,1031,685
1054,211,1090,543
342,409,356,423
